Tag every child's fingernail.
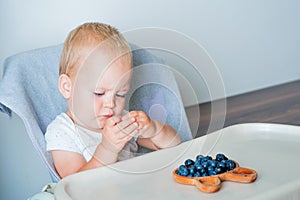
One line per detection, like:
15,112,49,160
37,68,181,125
131,117,136,122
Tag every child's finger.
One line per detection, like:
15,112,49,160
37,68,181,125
128,110,140,118
119,122,139,137
105,116,122,127
116,117,136,130
122,111,137,121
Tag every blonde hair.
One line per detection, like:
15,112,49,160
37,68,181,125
59,22,132,76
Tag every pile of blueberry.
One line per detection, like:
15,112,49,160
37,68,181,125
175,153,236,177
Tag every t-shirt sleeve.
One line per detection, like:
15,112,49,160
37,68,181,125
45,117,81,154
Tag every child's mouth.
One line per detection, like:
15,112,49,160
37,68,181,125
102,114,113,118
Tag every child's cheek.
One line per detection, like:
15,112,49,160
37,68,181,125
93,98,102,115
73,88,94,121
114,98,126,116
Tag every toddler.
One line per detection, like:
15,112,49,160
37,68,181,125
45,22,181,178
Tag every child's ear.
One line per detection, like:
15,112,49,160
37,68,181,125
58,74,72,99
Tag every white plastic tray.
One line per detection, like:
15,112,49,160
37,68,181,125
54,123,300,200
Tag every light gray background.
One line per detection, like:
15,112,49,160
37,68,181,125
0,0,299,199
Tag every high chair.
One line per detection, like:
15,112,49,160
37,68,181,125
0,44,192,182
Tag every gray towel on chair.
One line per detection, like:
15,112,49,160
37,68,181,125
0,45,65,181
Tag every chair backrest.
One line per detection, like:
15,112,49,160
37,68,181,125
0,44,192,182
0,45,66,181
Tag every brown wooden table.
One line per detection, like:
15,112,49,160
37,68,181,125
186,79,300,138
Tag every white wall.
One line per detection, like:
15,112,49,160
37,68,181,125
1,0,300,105
0,0,299,199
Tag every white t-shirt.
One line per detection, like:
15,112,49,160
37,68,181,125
45,113,138,162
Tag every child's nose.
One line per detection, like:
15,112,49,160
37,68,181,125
103,94,115,108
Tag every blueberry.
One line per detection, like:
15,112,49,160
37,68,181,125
215,167,223,174
208,170,217,176
194,159,201,166
188,165,196,175
202,161,209,168
182,171,189,176
207,166,215,172
204,155,213,161
202,172,208,177
226,160,236,170
201,157,208,163
178,165,189,176
221,159,227,164
179,165,186,171
195,163,203,171
216,153,228,162
184,159,195,167
196,154,204,161
176,170,182,175
194,172,201,177
208,160,217,167
217,162,226,169
200,168,206,174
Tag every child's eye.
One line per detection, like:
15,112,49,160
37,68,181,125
116,93,126,98
94,92,104,96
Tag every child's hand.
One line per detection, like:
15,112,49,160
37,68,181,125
126,111,181,151
128,111,157,138
101,116,139,153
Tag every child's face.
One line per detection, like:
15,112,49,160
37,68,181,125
69,51,132,132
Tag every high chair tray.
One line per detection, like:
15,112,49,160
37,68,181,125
54,123,300,200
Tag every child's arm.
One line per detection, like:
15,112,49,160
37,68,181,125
52,142,122,178
51,116,139,178
128,111,181,150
